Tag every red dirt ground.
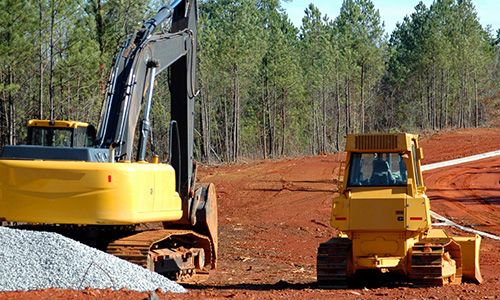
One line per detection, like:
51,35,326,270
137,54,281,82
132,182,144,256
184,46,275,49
1,127,500,300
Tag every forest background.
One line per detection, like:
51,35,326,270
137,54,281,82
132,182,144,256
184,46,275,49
0,0,499,163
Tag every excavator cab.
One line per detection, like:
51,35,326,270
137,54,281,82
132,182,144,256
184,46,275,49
317,133,483,288
27,119,96,147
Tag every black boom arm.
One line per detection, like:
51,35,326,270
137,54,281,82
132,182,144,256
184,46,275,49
95,0,197,196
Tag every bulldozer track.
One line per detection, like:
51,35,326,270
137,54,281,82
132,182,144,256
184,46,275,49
317,237,352,289
410,238,462,287
107,229,213,283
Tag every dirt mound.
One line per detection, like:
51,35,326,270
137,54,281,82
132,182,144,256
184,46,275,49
419,127,500,163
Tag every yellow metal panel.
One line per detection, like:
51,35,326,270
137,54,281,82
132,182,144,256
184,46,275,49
426,228,450,238
348,187,407,231
330,194,350,230
28,119,89,129
0,160,182,225
356,256,402,268
405,194,431,231
352,232,406,257
154,171,163,212
351,231,408,272
345,133,417,152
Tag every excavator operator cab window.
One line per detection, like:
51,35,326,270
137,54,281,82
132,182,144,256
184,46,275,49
347,152,408,187
29,127,73,147
76,125,96,147
28,124,96,148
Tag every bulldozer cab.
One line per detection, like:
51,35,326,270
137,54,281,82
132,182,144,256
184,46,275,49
27,120,96,148
339,133,425,195
333,133,431,233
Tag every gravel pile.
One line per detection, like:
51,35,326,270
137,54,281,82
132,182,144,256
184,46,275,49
0,226,186,293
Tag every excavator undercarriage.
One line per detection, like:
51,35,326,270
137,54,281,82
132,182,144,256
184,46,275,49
107,229,212,281
107,182,218,282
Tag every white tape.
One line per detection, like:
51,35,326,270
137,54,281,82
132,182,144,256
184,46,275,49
422,150,500,171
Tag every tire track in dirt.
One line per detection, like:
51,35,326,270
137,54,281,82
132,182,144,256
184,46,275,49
424,157,500,235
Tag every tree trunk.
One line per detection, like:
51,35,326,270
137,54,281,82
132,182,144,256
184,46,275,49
0,70,6,148
266,75,272,158
262,94,267,159
459,73,464,128
200,86,210,163
466,70,471,127
445,72,449,128
439,69,444,129
474,68,478,127
345,76,350,135
49,2,55,120
8,68,15,145
431,65,436,130
281,88,286,157
272,87,277,157
336,73,340,152
312,92,317,154
322,85,327,153
360,63,365,134
39,0,44,119
232,64,240,162
224,96,229,162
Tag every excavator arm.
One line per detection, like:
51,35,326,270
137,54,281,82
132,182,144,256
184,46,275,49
96,0,197,196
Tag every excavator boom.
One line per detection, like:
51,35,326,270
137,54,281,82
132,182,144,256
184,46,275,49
96,0,198,196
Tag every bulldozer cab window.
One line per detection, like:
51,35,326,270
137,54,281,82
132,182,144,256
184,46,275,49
347,152,408,187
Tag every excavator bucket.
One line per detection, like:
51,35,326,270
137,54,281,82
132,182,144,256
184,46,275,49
194,183,218,269
453,235,483,284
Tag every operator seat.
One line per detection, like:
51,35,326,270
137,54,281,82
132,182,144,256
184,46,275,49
371,159,394,185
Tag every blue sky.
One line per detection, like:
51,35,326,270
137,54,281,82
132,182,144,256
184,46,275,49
280,0,500,34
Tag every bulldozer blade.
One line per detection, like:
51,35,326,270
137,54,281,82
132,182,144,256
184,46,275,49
453,235,483,284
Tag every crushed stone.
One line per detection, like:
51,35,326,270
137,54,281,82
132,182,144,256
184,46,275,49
0,226,186,293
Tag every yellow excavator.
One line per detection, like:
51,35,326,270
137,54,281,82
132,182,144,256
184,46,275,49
317,133,483,288
0,0,217,281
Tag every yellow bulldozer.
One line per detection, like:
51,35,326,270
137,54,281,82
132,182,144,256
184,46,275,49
317,133,483,288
